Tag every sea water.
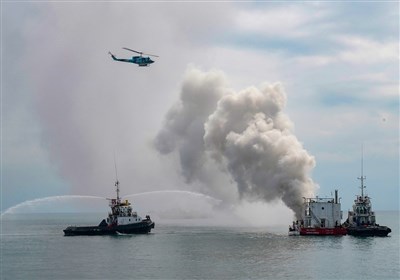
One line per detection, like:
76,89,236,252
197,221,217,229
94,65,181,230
1,211,399,280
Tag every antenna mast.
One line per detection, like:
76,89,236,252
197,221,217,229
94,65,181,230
114,152,120,202
357,145,366,197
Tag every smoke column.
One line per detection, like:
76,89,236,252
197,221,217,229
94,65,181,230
155,68,316,218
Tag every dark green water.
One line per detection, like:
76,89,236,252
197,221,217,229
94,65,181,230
1,212,399,279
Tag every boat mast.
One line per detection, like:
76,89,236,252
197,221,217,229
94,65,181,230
357,145,366,197
115,180,120,202
114,152,121,203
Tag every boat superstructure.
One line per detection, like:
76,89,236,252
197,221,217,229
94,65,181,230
63,180,154,236
289,190,347,236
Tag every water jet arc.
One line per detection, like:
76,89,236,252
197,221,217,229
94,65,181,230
124,190,221,203
1,195,106,216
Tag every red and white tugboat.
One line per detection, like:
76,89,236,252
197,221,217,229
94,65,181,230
63,180,155,236
289,190,347,236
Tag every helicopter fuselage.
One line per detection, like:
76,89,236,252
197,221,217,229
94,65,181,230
131,56,154,66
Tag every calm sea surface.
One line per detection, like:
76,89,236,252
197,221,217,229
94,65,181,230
1,211,399,280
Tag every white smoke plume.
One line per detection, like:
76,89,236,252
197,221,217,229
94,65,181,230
155,68,316,218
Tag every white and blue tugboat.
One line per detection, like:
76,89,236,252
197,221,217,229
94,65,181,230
63,180,154,236
344,157,391,237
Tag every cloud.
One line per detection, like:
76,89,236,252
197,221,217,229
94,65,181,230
335,36,398,64
293,36,398,68
234,4,328,38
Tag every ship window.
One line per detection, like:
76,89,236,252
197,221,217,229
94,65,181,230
322,207,324,210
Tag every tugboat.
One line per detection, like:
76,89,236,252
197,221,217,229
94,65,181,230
343,159,391,237
289,190,347,236
63,180,155,236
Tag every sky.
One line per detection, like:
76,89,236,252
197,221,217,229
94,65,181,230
1,2,399,220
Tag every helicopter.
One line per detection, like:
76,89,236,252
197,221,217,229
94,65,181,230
109,48,159,67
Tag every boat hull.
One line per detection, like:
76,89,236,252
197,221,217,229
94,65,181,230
347,226,391,237
300,227,347,236
63,220,155,236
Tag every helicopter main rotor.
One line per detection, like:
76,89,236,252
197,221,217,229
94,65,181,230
122,47,159,58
